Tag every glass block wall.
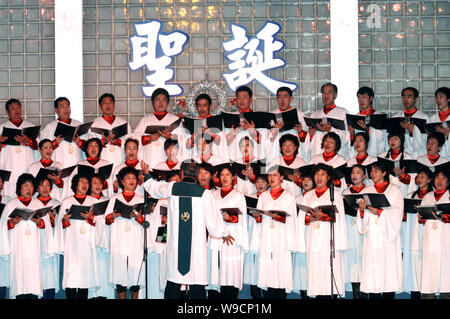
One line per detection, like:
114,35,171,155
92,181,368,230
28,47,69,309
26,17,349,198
82,0,331,128
358,0,449,117
0,0,55,126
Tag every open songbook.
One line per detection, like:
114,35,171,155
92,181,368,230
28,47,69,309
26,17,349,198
1,125,41,145
9,206,55,220
415,203,450,220
90,123,128,140
144,117,182,135
54,121,93,142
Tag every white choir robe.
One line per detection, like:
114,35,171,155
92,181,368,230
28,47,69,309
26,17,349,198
417,154,449,168
265,108,308,162
411,191,450,294
293,193,308,293
243,193,261,287
105,193,147,290
192,154,227,167
233,158,258,196
55,195,100,290
27,160,64,202
88,195,115,299
133,113,186,169
429,113,450,157
35,197,60,294
304,106,350,161
342,187,365,291
302,188,348,297
208,188,249,291
0,119,39,198
269,155,306,198
255,189,300,293
310,153,348,192
356,184,404,294
87,115,132,172
346,155,377,187
143,179,228,286
0,195,11,289
0,197,54,298
113,160,149,197
180,128,229,163
144,199,168,299
224,124,268,162
39,119,87,168
393,110,429,158
378,151,417,198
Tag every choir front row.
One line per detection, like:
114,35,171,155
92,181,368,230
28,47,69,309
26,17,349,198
0,149,448,300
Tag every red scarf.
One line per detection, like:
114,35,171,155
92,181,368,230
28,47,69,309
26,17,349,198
350,184,366,194
91,194,101,200
153,111,167,121
323,151,336,162
125,159,139,168
198,114,211,119
58,118,71,124
87,157,100,166
434,189,447,201
360,107,375,116
417,189,429,199
283,155,295,166
315,186,328,198
123,191,135,203
18,196,31,206
10,119,23,127
102,114,116,125
390,149,402,160
200,154,212,163
220,187,233,198
38,195,51,206
238,109,251,113
404,107,417,117
40,159,53,168
374,181,389,193
427,153,440,165
270,187,284,200
74,194,86,204
279,107,292,112
439,109,450,122
166,160,178,170
323,104,336,115
356,153,368,165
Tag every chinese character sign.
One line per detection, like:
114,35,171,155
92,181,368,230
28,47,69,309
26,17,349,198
128,20,189,97
222,21,297,95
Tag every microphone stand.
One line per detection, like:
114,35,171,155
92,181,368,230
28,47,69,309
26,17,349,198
142,190,151,299
329,183,336,299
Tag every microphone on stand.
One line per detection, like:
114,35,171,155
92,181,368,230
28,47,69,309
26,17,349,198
329,181,335,299
330,183,334,203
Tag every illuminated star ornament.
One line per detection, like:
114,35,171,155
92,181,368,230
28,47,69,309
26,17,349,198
222,21,297,95
128,20,189,97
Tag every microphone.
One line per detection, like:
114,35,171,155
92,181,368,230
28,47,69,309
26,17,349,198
142,220,150,229
330,182,334,203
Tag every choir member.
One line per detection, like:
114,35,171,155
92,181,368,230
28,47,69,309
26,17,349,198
193,133,226,166
357,161,404,299
394,87,428,157
405,166,433,299
304,83,350,160
430,87,450,157
412,169,450,299
105,167,147,299
0,99,39,198
133,88,185,168
302,163,347,298
153,138,182,171
0,174,53,299
39,97,87,169
255,165,299,299
0,173,11,299
55,173,100,299
347,132,377,187
348,87,387,157
209,164,248,299
417,132,448,168
342,164,367,299
143,164,233,299
88,93,132,171
266,86,308,162
196,162,216,191
34,175,60,299
233,136,258,196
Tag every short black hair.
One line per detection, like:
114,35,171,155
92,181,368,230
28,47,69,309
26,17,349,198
401,87,419,99
216,163,235,178
71,173,91,194
321,132,341,152
38,138,53,150
5,98,21,112
387,130,405,151
16,173,35,197
279,134,299,156
432,169,450,191
164,138,179,151
99,93,115,105
54,97,70,109
195,93,212,106
312,163,335,187
370,161,390,183
151,88,170,103
276,86,293,97
124,138,139,149
236,85,253,98
84,138,103,158
357,86,374,99
354,131,370,148
321,83,338,94
34,175,53,193
116,167,139,190
239,136,254,148
427,132,445,148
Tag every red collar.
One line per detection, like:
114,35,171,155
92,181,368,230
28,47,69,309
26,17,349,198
202,185,210,190
270,187,284,200
10,119,23,127
390,149,402,160
350,184,366,193
323,151,336,162
279,107,292,112
256,192,261,197
38,195,52,206
40,159,53,168
18,196,32,206
153,111,167,121
439,109,450,122
58,118,71,124
123,191,135,203
434,189,447,201
418,189,429,199
198,114,211,119
356,153,368,165
91,194,101,199
125,159,139,168
427,153,440,164
102,114,116,125
315,186,328,198
360,107,375,116
323,104,336,115
74,194,86,204
166,160,178,169
404,107,417,117
238,109,252,113
220,187,233,198
283,155,295,166
374,181,389,193
87,157,100,166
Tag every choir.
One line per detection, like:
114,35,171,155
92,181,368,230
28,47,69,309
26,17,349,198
0,84,448,300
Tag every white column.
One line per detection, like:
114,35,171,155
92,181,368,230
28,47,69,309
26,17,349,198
330,0,359,114
54,0,83,122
